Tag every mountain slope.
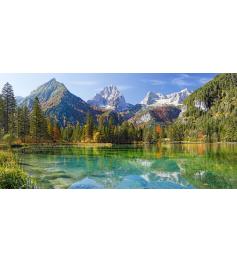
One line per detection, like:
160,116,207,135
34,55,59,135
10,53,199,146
129,105,181,126
173,73,237,141
21,78,99,126
88,86,131,111
16,96,24,105
141,88,192,107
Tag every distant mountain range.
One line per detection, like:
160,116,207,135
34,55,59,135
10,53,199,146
18,78,194,126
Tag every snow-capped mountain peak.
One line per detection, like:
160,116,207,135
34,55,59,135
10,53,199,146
88,86,129,111
140,88,192,107
140,91,165,105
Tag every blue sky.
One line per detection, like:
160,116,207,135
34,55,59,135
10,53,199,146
0,73,217,104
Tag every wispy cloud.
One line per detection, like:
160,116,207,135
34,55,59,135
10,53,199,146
141,79,166,86
172,74,195,87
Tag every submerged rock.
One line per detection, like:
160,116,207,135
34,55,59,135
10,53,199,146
70,178,104,189
116,175,148,189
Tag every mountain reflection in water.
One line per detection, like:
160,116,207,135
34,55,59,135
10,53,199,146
18,143,237,189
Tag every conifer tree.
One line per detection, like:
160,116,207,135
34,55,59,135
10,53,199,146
17,106,30,142
0,95,4,133
107,116,115,143
30,97,48,142
97,115,106,142
72,123,81,142
85,113,94,141
47,118,54,141
1,82,16,134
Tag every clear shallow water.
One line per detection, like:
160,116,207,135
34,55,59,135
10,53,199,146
18,144,237,189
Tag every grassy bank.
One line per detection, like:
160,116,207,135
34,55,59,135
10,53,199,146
0,151,36,189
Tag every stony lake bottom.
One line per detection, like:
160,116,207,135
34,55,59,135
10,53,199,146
16,143,237,189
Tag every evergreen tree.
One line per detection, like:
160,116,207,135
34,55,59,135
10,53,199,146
1,82,16,134
61,125,73,142
30,97,48,142
72,123,81,142
17,106,30,142
107,116,115,142
85,113,94,141
47,118,54,140
0,95,4,133
97,115,106,142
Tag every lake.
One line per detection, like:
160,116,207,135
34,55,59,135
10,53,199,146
18,144,237,189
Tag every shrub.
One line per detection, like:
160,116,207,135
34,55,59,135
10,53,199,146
0,167,36,189
0,151,17,167
0,151,36,189
2,133,16,146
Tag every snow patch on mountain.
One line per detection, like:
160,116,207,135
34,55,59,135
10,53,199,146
88,86,130,111
141,88,192,107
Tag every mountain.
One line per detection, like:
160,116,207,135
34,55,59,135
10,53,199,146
133,88,191,125
20,78,99,126
88,86,131,111
174,73,237,141
141,88,192,107
140,91,165,105
16,96,24,105
129,105,181,126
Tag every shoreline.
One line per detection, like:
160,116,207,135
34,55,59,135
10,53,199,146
1,141,237,150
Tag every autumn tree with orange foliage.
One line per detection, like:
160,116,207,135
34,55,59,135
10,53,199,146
156,125,162,139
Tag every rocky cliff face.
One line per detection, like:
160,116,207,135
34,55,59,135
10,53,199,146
88,86,130,111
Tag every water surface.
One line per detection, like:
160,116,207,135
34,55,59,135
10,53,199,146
18,144,237,189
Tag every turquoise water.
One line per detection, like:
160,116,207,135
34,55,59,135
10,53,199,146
18,144,237,189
